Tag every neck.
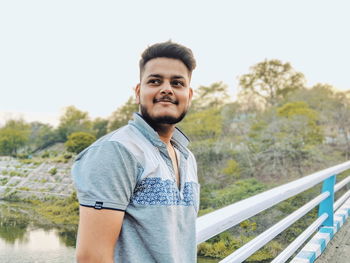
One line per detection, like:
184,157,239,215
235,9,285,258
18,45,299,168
152,123,175,145
139,113,176,145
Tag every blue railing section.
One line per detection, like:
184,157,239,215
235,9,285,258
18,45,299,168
196,161,350,263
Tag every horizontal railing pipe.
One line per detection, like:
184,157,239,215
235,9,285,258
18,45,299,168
334,189,350,211
218,192,329,263
334,176,350,192
196,161,350,244
271,213,328,263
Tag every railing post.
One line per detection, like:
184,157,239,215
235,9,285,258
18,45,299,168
318,175,336,227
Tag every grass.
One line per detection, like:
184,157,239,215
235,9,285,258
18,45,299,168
3,188,79,226
0,177,9,186
49,167,57,175
9,170,26,177
32,193,79,225
8,181,20,187
17,187,31,191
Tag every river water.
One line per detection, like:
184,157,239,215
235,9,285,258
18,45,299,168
0,201,76,263
0,201,217,263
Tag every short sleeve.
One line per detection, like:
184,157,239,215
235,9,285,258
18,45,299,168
71,141,141,211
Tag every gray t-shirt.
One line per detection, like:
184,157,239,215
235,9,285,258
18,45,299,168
72,113,199,263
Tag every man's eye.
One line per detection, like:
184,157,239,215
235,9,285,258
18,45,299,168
148,79,161,85
172,80,184,87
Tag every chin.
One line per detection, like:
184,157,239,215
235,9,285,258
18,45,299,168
141,104,187,125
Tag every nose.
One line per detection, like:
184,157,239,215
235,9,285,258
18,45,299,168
160,81,174,95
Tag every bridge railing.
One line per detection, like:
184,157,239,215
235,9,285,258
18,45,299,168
196,160,350,263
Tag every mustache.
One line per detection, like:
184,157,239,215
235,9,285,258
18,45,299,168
153,96,178,105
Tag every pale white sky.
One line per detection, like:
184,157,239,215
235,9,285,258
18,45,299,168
1,0,349,127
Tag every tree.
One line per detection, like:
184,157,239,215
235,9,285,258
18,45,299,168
245,102,323,177
191,82,230,111
65,132,96,154
239,59,305,107
179,107,223,141
108,96,138,131
0,119,30,156
57,106,92,141
286,84,350,158
92,117,108,139
277,101,323,145
28,122,59,152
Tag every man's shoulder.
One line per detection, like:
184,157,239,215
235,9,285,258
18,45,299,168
85,124,151,165
90,124,143,147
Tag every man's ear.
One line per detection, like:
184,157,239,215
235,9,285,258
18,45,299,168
188,87,193,106
135,84,141,104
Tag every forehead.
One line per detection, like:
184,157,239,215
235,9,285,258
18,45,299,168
142,57,190,79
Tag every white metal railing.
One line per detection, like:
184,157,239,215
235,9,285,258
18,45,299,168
271,213,329,263
196,160,350,262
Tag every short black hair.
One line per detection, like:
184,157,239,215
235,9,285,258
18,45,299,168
139,41,196,77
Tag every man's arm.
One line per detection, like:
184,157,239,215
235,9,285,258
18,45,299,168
76,206,125,263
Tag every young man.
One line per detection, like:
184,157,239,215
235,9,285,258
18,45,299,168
72,41,199,263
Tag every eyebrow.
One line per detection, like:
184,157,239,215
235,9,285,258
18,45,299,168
146,74,186,79
146,74,163,79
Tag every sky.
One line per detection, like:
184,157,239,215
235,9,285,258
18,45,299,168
1,0,350,127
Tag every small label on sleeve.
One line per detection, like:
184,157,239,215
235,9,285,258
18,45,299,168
94,201,103,209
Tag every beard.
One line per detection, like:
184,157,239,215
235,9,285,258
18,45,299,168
140,103,188,126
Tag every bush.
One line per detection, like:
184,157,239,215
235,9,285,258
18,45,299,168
49,167,57,175
0,177,9,186
9,170,25,177
16,153,29,159
65,132,96,154
41,151,50,158
63,153,73,159
200,179,268,211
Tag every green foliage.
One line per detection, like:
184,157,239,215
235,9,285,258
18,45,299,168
41,151,50,158
18,187,30,191
200,179,268,211
32,191,79,225
57,106,92,141
65,132,96,154
198,231,282,261
0,119,30,156
239,59,305,107
244,101,324,178
180,107,222,141
2,192,79,227
287,84,350,158
9,170,26,177
0,204,29,244
92,117,108,138
3,189,21,201
239,220,257,232
277,101,323,145
222,159,240,179
28,122,59,153
63,153,73,159
246,241,282,262
188,139,229,185
19,159,42,166
191,82,230,111
108,96,138,131
0,177,9,186
49,167,57,175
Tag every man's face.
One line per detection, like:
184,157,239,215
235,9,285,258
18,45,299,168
135,57,193,125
